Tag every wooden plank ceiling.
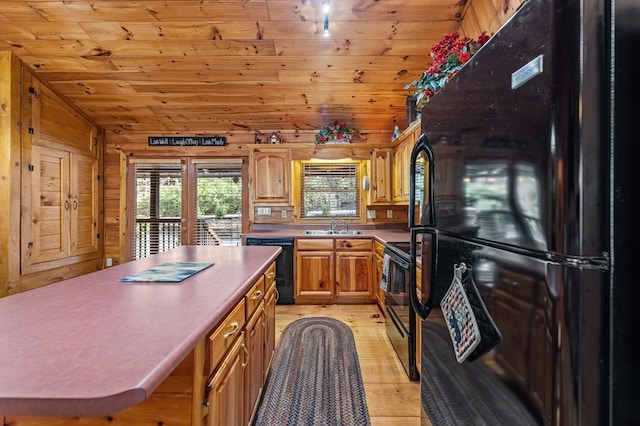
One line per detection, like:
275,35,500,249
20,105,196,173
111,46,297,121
0,0,467,140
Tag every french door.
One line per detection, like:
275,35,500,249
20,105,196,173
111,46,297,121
128,157,246,260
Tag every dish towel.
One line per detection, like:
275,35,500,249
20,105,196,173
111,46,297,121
380,254,391,291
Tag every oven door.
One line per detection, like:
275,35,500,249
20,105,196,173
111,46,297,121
383,251,418,380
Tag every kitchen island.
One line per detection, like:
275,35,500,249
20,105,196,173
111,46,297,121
0,245,280,425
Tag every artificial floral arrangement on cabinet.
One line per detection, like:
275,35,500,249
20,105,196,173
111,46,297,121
406,32,491,109
315,120,359,144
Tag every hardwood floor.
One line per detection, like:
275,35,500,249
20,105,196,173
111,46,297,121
275,304,425,426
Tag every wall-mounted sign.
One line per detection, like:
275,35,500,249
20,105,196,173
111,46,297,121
148,136,226,147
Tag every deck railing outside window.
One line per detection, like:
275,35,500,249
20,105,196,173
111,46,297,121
134,217,241,259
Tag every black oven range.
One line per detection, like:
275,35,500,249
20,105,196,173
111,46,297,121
383,242,419,381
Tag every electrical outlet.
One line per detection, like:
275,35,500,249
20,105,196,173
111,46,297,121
105,258,113,267
281,210,287,218
257,207,271,215
387,209,394,218
367,210,376,219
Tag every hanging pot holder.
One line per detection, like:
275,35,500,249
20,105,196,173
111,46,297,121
441,263,481,362
441,263,502,363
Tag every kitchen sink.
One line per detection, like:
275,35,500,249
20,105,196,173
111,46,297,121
303,230,363,235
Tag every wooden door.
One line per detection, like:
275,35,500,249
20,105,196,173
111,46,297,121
27,72,98,157
70,152,100,256
251,150,290,204
263,282,276,379
392,147,404,203
370,149,392,203
335,251,373,299
295,250,334,299
206,335,246,426
244,303,265,424
21,145,71,270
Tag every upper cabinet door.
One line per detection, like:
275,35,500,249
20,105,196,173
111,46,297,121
370,148,392,204
25,72,98,157
250,149,290,204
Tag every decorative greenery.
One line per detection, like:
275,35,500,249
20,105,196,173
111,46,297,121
405,32,491,109
315,120,358,144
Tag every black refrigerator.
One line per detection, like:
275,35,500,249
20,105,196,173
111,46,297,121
408,0,638,424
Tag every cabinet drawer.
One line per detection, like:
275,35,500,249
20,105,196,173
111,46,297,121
374,240,385,258
208,298,246,374
246,275,265,318
264,262,276,288
336,238,372,251
297,238,334,250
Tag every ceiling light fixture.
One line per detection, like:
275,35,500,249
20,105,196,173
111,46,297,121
322,0,330,37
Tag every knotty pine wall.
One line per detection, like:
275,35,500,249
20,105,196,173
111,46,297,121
102,0,524,267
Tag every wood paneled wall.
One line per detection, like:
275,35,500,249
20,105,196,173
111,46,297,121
102,0,525,266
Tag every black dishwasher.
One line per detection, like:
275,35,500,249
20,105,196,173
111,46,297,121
245,238,294,304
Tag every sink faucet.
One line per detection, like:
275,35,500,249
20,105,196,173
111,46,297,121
330,218,349,233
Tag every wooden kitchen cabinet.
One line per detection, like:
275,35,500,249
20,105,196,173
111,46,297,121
263,272,277,381
250,149,290,204
295,238,374,303
206,261,275,426
295,239,335,300
370,148,392,204
392,120,420,203
206,334,246,426
335,239,373,300
244,300,265,424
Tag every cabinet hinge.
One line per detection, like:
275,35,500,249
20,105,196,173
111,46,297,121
201,401,209,419
28,127,34,134
28,164,34,172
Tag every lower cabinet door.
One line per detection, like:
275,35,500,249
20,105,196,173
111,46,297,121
206,334,246,426
245,302,265,424
263,283,277,380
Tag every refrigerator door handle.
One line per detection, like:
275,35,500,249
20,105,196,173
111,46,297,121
409,134,438,319
409,134,436,228
410,227,438,320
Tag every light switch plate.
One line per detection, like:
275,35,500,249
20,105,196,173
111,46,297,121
387,209,394,218
367,210,376,219
257,207,272,215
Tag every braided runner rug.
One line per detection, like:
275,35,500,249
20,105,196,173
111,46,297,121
252,317,371,425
